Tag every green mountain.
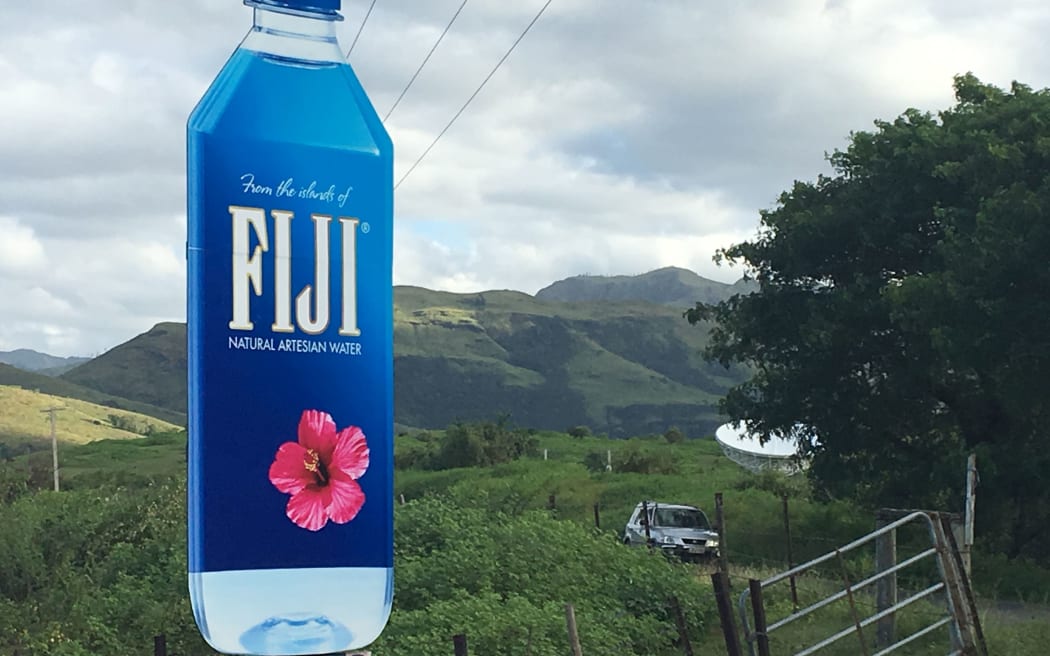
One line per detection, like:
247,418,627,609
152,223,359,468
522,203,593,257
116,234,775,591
56,273,748,437
0,362,185,426
535,266,755,307
0,348,90,375
61,322,188,417
393,287,743,436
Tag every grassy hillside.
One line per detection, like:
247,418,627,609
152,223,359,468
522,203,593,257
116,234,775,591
57,287,747,437
62,322,187,415
394,288,741,435
0,362,185,426
0,385,180,457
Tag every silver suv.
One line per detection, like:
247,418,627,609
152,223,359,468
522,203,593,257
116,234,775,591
623,501,720,561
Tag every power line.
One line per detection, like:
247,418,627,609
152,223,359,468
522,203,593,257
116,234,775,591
395,0,554,190
383,0,469,122
347,0,379,57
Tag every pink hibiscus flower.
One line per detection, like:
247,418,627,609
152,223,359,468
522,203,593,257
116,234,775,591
268,409,369,531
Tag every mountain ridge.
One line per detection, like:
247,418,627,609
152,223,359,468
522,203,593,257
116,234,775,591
38,268,750,436
536,266,755,307
0,349,90,376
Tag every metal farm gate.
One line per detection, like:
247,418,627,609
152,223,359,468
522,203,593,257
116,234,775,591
714,511,987,656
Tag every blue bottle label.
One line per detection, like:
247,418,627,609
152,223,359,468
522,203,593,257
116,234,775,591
188,139,392,573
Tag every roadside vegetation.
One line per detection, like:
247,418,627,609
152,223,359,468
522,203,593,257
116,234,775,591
2,426,1048,655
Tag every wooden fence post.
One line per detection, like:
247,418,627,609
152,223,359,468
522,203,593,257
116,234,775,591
875,512,897,650
749,579,771,656
711,572,743,656
593,502,601,529
781,493,799,609
669,596,695,656
715,492,729,581
565,603,584,656
963,453,977,578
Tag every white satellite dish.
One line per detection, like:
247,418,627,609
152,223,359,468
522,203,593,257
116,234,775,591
714,422,810,475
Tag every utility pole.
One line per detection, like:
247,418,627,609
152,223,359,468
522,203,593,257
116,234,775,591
41,406,62,491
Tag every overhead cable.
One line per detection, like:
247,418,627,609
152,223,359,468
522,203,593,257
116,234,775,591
395,0,554,190
347,0,379,57
384,0,470,122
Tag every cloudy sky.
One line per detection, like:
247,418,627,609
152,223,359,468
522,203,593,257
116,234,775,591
2,0,1048,356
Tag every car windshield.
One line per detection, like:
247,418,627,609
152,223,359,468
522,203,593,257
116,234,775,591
653,507,710,529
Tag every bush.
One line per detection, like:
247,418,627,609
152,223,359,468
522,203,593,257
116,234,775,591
733,468,810,500
394,430,445,470
407,419,540,470
0,483,212,655
106,414,155,435
567,425,591,439
663,426,686,444
582,451,611,473
616,444,679,475
380,494,714,655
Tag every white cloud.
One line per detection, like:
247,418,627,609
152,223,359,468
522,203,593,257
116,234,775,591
2,0,1049,355
0,217,48,275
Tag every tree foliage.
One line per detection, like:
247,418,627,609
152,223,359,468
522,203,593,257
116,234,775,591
396,418,539,471
689,74,1050,559
0,482,211,655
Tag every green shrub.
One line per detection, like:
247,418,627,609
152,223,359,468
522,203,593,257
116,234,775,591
663,426,686,444
567,425,591,439
429,419,539,470
732,468,810,499
105,414,155,435
380,494,714,655
616,444,679,475
581,450,610,473
973,551,1050,602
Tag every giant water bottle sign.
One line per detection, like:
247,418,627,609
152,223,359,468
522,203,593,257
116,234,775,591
186,1,393,654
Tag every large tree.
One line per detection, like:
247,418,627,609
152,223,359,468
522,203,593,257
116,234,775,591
690,74,1050,560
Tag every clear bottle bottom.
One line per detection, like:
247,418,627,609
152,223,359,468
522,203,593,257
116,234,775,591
189,567,392,655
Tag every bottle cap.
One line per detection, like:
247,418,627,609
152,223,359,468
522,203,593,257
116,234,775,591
249,0,341,12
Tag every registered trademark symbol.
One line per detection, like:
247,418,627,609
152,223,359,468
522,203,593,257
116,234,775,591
361,222,371,234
